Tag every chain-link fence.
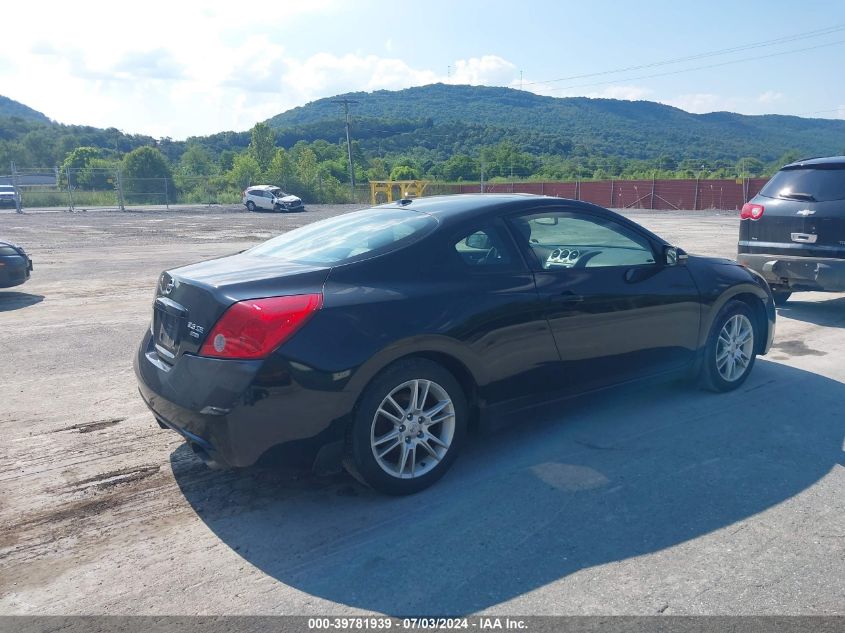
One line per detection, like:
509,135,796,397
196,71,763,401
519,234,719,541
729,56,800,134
2,163,768,212
1,166,246,211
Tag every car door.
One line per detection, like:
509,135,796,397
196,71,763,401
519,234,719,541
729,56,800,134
447,219,561,409
258,191,274,210
506,207,701,394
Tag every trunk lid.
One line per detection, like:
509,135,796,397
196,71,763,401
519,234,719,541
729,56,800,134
151,253,329,363
741,196,845,258
741,163,845,259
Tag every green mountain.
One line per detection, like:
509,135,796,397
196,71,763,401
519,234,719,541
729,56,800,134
0,95,51,123
3,84,845,180
266,84,845,162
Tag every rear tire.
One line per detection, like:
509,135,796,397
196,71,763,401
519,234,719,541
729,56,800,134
246,201,256,212
772,290,792,306
345,358,467,495
699,300,758,393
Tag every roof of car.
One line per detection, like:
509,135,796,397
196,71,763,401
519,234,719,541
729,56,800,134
783,155,845,168
247,185,280,191
376,193,602,223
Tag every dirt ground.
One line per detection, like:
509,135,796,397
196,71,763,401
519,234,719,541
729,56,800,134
1,204,843,616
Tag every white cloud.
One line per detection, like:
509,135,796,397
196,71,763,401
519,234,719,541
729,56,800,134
5,17,524,139
585,85,653,101
757,90,784,104
663,93,731,113
662,91,795,116
446,55,517,85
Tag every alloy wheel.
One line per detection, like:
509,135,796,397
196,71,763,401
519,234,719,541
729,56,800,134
716,314,754,382
370,379,455,479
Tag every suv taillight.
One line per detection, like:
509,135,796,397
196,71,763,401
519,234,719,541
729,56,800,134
199,294,323,360
740,203,765,220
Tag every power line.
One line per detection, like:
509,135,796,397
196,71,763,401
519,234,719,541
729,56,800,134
539,38,845,94
524,23,845,87
794,106,845,117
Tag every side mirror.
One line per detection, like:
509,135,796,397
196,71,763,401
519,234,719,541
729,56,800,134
664,246,688,266
465,232,492,250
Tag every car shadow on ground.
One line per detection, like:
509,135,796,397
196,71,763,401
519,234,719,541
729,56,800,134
777,295,845,329
171,360,845,615
0,291,43,312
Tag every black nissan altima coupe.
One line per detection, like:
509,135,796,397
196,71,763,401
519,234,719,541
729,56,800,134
135,194,775,494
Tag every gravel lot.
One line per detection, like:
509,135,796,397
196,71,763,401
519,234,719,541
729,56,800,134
1,203,843,616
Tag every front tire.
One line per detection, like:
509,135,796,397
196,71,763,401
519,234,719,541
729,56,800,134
700,300,758,392
346,358,467,495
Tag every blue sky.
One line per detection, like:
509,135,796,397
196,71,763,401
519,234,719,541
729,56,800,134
3,0,844,138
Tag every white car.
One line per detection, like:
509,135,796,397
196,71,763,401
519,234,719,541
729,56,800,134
0,185,21,211
242,185,304,212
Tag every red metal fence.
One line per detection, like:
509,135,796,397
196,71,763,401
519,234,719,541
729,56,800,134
453,178,769,211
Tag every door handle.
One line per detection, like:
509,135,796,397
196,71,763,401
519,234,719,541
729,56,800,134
553,291,584,303
790,233,818,244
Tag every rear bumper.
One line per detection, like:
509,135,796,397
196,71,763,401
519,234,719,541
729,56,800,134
737,253,845,293
0,257,31,288
134,330,350,468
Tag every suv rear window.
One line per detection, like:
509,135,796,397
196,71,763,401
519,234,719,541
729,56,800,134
247,208,437,265
759,164,845,202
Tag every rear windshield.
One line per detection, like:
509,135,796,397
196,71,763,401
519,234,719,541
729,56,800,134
759,165,845,202
0,186,16,193
247,208,437,265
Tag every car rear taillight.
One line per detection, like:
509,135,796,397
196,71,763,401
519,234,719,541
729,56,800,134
740,203,765,220
199,294,322,360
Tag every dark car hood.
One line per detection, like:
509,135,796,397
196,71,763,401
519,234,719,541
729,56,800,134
686,254,738,267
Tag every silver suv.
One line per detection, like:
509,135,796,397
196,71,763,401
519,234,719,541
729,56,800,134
242,185,304,213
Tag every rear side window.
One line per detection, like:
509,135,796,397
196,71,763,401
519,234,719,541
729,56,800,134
453,224,517,269
759,165,845,202
248,208,437,265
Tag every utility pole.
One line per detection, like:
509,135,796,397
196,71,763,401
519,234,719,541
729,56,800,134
11,161,22,213
115,168,126,211
333,99,358,202
65,166,75,212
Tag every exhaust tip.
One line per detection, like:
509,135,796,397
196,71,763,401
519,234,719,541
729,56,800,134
189,442,225,470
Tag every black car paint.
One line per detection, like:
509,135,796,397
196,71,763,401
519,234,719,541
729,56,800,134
738,156,845,292
135,195,775,470
0,241,32,288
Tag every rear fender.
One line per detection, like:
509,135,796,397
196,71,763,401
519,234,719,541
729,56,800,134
342,334,484,410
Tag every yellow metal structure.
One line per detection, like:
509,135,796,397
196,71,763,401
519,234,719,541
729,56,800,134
369,180,429,205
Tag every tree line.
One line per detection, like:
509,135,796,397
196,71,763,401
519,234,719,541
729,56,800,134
3,115,806,205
